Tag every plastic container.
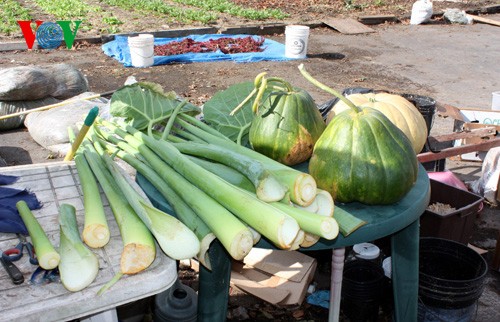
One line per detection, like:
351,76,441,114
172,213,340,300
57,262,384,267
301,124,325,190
492,91,500,110
341,260,385,322
128,34,155,68
352,242,381,265
420,179,483,244
285,25,310,59
418,238,488,321
382,257,392,279
381,257,394,316
401,93,436,135
154,279,198,322
400,93,446,172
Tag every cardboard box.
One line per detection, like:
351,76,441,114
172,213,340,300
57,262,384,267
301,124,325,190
458,108,500,125
230,248,317,306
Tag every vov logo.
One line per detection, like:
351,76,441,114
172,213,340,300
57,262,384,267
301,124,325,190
17,20,82,50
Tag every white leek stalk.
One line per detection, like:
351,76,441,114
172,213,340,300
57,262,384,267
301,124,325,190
58,203,99,292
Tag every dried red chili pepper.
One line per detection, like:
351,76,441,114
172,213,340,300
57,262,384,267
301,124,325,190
154,36,266,56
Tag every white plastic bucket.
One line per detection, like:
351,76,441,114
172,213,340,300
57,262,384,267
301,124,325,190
285,25,310,59
353,242,381,261
492,91,500,110
128,34,155,68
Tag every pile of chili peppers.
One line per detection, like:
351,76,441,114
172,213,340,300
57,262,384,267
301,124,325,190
154,36,266,56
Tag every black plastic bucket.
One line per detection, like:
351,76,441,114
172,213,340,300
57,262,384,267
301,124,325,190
341,260,385,322
401,93,447,171
401,93,437,135
154,278,198,322
418,238,488,310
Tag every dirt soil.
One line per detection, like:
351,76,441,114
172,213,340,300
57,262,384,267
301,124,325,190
1,1,500,321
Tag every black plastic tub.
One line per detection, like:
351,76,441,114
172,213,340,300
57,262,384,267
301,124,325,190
401,93,437,135
419,237,488,310
342,260,385,322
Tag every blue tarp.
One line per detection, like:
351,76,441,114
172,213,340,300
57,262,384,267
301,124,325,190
102,34,297,67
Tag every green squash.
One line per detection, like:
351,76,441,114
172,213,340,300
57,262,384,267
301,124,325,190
298,63,418,205
249,83,326,166
309,107,418,204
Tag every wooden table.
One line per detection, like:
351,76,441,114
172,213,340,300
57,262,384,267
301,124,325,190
0,162,177,322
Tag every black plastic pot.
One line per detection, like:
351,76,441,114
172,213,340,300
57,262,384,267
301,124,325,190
401,93,437,135
154,278,198,322
341,260,385,322
419,238,488,310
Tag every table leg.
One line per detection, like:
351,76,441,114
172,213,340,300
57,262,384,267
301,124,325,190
329,247,346,322
198,240,232,322
391,219,419,321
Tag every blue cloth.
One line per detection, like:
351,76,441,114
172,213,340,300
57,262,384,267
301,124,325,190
307,290,330,309
0,174,18,185
102,34,298,67
0,175,42,234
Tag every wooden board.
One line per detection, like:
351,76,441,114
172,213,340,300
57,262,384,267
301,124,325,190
322,18,376,34
469,14,500,27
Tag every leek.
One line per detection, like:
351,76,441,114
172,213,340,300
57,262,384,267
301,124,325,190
99,141,215,269
271,201,339,240
94,122,254,260
99,119,300,249
182,155,338,240
294,198,319,214
189,154,363,238
315,189,335,217
80,141,156,294
174,114,317,206
92,140,201,261
300,190,334,248
16,201,60,270
128,126,301,249
187,156,255,192
334,207,367,237
58,203,99,292
74,154,110,248
300,233,320,248
289,230,305,251
172,141,287,202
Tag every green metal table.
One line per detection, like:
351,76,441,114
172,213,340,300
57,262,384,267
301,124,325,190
139,164,431,322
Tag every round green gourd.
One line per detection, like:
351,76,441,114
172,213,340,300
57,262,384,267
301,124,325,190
249,86,326,166
309,106,418,204
298,63,418,205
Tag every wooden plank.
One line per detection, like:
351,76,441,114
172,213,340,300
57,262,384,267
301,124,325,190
428,126,498,144
468,14,500,27
322,18,375,34
417,137,500,163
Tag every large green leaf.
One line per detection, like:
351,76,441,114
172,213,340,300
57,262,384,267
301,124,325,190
203,82,257,146
110,82,201,132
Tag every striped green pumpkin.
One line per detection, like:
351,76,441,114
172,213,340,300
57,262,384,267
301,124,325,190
309,106,418,205
249,88,326,165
